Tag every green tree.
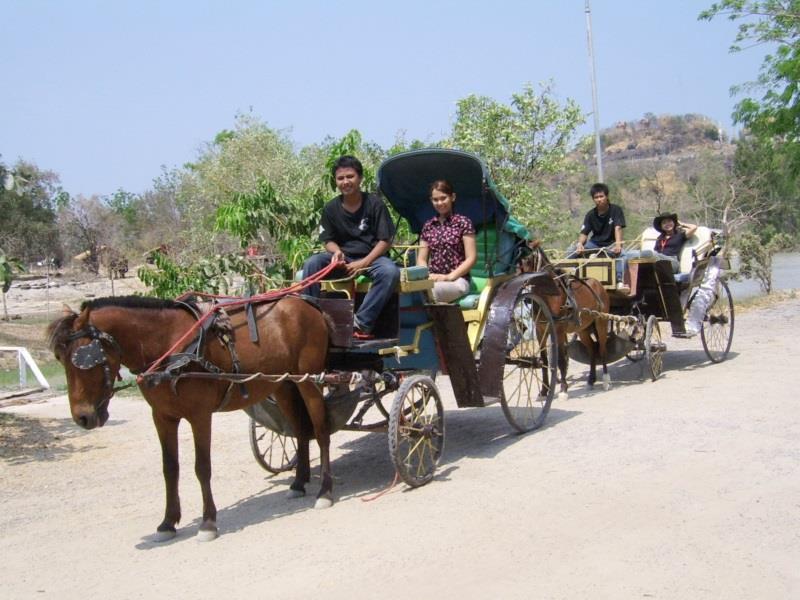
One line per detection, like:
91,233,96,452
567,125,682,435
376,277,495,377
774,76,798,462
735,230,793,293
0,250,25,320
446,82,585,242
699,1,800,171
0,159,65,264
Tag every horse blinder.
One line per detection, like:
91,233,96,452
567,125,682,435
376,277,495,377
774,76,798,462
71,339,107,370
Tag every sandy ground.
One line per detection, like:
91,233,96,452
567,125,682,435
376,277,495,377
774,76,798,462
1,280,798,599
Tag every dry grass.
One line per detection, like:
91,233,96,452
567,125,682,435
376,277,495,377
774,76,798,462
735,288,798,313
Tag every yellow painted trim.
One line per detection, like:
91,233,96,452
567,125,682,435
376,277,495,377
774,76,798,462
377,322,434,357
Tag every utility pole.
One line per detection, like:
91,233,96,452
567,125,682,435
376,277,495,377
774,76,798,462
585,0,604,182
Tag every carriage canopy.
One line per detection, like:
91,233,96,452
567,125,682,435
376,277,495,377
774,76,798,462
377,148,531,240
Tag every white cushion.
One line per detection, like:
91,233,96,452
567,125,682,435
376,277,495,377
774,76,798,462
638,226,713,274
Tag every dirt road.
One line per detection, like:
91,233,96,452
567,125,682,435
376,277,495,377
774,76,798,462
1,295,798,599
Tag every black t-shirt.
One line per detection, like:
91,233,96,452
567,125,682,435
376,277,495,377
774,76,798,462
318,192,396,257
656,230,687,257
580,203,626,245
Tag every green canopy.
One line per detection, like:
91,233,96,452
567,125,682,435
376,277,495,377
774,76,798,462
377,148,532,240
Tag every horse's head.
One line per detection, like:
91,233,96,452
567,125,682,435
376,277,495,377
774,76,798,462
47,305,123,430
518,240,549,274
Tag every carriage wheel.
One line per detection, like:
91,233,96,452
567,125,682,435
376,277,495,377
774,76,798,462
644,315,664,381
700,280,734,363
500,292,558,433
388,374,444,487
249,418,298,474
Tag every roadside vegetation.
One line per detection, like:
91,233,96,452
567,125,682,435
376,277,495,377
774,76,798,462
1,2,797,300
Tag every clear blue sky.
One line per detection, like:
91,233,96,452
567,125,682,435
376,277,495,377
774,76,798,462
1,0,767,198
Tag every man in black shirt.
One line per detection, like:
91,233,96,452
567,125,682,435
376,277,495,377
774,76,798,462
302,155,400,339
574,182,626,255
569,182,628,290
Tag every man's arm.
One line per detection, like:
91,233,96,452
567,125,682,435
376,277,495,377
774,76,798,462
324,241,344,264
613,226,624,255
575,232,588,253
344,240,391,275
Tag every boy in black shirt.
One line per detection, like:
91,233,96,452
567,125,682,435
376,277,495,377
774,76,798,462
574,182,626,256
302,156,400,339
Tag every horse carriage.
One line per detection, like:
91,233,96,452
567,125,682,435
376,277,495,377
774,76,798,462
249,148,563,486
48,148,564,541
529,222,734,384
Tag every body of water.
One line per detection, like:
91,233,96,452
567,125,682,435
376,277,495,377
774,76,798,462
727,252,800,300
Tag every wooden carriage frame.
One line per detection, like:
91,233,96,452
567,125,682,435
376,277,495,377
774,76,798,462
248,149,564,487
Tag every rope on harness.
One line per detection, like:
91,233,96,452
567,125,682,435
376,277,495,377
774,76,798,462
139,369,362,387
138,260,344,382
577,308,639,325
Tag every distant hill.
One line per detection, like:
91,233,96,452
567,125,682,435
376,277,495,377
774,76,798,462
593,113,732,162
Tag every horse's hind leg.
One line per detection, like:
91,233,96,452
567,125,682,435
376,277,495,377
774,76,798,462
557,336,569,401
189,412,218,541
595,319,611,390
152,411,181,542
578,330,598,387
274,384,312,499
296,380,333,509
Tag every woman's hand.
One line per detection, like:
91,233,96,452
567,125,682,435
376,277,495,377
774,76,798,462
429,273,450,282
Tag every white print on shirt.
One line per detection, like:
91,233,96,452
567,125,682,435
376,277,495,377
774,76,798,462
358,218,369,232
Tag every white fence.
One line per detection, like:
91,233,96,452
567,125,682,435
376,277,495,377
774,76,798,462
0,346,50,392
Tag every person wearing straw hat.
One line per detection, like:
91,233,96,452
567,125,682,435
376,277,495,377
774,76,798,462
651,212,698,273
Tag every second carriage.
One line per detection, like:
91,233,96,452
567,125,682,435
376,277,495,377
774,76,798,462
248,148,563,486
551,223,734,381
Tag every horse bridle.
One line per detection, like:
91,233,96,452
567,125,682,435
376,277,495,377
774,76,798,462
66,325,133,411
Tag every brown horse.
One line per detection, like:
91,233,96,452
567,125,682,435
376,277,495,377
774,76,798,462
522,244,611,398
48,295,332,542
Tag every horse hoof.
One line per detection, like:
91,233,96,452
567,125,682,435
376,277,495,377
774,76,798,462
287,488,306,500
557,392,568,402
314,497,333,510
196,524,218,542
602,374,611,391
154,528,176,543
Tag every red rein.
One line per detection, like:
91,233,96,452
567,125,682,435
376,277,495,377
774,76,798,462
138,260,344,380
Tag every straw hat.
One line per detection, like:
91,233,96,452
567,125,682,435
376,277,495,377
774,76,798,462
653,212,679,233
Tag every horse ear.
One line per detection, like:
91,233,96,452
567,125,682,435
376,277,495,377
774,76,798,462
62,304,75,316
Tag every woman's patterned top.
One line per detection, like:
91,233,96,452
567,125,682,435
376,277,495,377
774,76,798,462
420,213,475,276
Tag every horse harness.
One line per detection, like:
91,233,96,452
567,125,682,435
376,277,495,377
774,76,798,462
141,300,249,410
67,301,248,413
66,325,134,412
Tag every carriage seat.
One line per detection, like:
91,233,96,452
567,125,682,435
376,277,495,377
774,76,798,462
456,225,519,309
639,226,714,283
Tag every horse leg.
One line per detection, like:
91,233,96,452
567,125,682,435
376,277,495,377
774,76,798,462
557,335,569,401
578,330,597,387
274,384,312,499
152,410,181,542
189,413,218,541
595,319,611,390
296,380,333,509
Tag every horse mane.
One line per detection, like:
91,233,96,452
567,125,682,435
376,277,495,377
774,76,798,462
48,296,197,353
80,295,192,312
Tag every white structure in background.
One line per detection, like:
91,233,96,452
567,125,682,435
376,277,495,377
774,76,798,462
0,346,50,391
